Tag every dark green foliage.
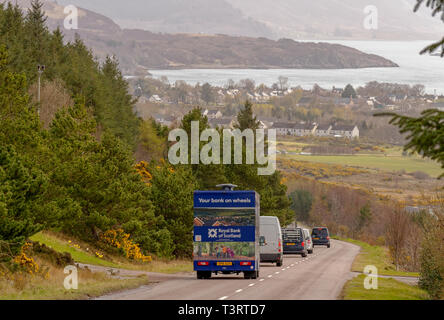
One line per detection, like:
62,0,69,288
0,146,45,258
342,84,357,98
357,203,372,231
149,164,198,258
419,212,444,299
235,100,260,131
289,190,313,222
46,103,159,244
0,2,140,148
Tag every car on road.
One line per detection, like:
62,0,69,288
260,216,284,266
311,227,331,248
302,228,314,254
282,228,308,257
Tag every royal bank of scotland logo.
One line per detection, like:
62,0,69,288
208,229,218,239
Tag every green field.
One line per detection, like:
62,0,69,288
281,154,442,177
342,274,428,300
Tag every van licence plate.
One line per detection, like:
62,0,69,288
217,262,233,266
313,238,319,240
286,243,295,246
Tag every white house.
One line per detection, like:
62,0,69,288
329,125,359,139
203,109,223,119
149,95,162,103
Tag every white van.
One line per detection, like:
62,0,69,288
259,216,284,266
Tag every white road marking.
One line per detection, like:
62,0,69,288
291,264,294,266
235,289,243,293
259,279,265,282
268,275,273,278
281,268,286,271
219,296,229,300
275,272,280,274
249,283,255,287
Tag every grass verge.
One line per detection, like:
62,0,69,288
30,231,193,274
335,237,419,277
0,264,149,300
341,274,428,300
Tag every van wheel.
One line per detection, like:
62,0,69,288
277,260,283,267
327,244,331,248
308,249,313,254
197,271,205,279
302,252,307,257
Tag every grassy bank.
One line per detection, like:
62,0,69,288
337,237,427,300
1,231,193,300
0,264,149,300
341,274,428,300
30,232,193,274
335,237,419,277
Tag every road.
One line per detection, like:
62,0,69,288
96,240,360,300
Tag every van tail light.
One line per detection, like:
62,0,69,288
301,242,305,247
197,261,209,266
327,236,330,240
240,262,251,266
278,241,281,252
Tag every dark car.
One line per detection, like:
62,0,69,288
311,227,331,248
282,228,308,257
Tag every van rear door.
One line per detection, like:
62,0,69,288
261,223,279,254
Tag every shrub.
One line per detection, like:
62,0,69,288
410,171,430,180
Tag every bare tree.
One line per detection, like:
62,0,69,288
386,205,410,270
278,76,289,92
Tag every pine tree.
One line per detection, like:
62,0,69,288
235,100,260,131
24,0,49,80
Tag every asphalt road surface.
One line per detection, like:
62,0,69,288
96,239,360,300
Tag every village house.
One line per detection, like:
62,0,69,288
149,94,162,103
315,124,332,137
332,86,344,95
329,124,359,139
203,109,223,119
272,122,317,136
208,118,235,129
153,114,177,127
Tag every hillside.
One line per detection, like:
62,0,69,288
56,0,275,39
227,0,443,40
11,0,398,74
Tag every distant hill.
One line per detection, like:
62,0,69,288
8,0,398,73
55,0,276,39
56,0,443,40
226,0,443,40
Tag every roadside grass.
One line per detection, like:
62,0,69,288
281,154,441,177
335,237,419,277
30,232,120,268
0,259,149,300
30,231,193,274
341,274,428,300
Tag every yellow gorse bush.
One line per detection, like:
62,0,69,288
101,229,152,263
13,242,39,275
135,161,153,186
